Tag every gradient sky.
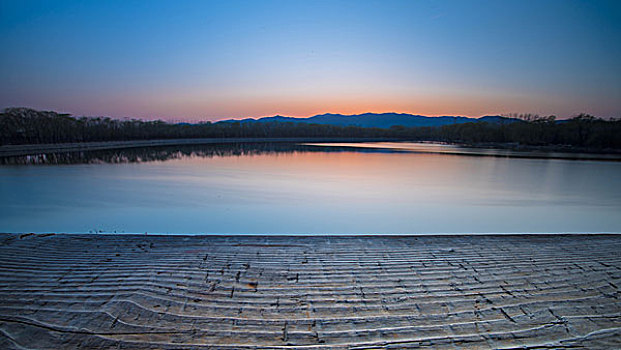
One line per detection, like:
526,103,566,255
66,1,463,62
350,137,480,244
1,0,620,121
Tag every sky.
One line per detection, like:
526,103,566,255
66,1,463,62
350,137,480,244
1,0,620,121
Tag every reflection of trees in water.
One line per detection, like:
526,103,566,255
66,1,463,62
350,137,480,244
0,143,401,165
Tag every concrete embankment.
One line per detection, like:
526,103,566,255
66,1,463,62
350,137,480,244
0,234,620,349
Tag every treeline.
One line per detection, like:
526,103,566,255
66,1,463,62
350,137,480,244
1,108,620,149
0,108,387,144
391,114,621,149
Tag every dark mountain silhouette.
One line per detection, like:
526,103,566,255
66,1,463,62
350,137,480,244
220,112,519,128
2,108,619,149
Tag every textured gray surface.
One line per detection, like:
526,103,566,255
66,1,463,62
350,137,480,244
0,234,620,349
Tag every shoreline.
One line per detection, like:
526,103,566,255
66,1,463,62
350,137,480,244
1,233,619,348
0,137,397,157
2,138,621,161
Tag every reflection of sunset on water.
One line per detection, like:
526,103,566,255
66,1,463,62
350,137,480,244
1,144,619,235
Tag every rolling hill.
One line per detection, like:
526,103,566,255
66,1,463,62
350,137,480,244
219,113,519,128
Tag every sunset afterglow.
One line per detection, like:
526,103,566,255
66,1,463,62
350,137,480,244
1,0,620,121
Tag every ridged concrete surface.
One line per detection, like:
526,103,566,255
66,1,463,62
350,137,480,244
0,234,619,349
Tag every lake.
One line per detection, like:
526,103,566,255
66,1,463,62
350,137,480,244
1,142,620,234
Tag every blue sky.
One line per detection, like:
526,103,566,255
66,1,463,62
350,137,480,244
1,0,620,120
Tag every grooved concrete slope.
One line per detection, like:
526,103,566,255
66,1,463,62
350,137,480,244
0,234,620,349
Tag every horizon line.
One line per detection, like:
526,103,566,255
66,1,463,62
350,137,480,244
3,106,608,123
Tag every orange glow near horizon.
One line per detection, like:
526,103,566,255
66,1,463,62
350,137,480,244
22,89,581,122
2,1,619,122
76,89,572,122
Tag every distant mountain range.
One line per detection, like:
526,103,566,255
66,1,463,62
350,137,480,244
218,113,519,129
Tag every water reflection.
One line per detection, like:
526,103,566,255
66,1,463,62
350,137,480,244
1,142,620,234
0,143,409,165
3,141,619,166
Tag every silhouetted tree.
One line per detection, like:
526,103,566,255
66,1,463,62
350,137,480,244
1,108,620,150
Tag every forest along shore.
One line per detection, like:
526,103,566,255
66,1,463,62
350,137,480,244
0,234,619,349
0,137,396,157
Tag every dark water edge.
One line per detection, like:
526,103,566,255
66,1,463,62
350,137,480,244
2,141,621,165
0,137,397,158
0,142,411,165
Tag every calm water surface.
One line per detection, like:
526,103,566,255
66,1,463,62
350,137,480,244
1,142,620,234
